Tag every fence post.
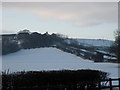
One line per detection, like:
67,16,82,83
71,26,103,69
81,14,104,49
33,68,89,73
98,80,101,90
119,78,120,90
109,78,112,90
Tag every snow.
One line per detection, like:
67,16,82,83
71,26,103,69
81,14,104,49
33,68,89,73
96,50,116,57
80,49,87,52
2,47,119,79
104,55,117,60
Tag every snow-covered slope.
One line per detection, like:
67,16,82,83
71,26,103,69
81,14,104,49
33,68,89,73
75,39,114,47
2,47,119,78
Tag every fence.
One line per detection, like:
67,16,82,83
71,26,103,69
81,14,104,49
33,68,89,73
98,78,120,90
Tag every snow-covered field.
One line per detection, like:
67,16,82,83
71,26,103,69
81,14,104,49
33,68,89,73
2,47,119,79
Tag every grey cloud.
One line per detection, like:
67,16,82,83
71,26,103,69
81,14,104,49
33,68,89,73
3,2,118,27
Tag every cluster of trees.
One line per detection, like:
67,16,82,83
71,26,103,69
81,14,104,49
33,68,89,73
2,34,20,55
2,30,95,56
2,30,66,55
17,32,64,49
2,69,108,90
115,29,120,61
110,29,120,61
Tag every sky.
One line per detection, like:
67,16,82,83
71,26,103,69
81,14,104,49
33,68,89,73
2,2,118,40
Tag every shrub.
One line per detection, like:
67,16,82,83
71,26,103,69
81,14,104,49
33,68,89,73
2,69,109,90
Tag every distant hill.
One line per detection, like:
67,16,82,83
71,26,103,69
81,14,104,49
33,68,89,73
1,30,115,55
75,39,114,47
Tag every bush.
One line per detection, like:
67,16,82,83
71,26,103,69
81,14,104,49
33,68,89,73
2,69,109,90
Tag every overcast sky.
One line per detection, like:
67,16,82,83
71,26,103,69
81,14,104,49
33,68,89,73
2,2,118,40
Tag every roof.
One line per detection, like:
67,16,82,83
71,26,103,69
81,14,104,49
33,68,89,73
96,50,117,57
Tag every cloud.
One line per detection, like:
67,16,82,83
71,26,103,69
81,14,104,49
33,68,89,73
3,2,118,27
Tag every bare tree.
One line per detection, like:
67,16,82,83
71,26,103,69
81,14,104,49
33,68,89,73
115,29,120,62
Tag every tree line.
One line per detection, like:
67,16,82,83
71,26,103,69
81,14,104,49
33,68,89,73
110,29,120,62
2,30,66,55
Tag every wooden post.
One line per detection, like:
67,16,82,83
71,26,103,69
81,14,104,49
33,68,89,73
98,80,101,90
109,78,112,90
118,78,120,90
